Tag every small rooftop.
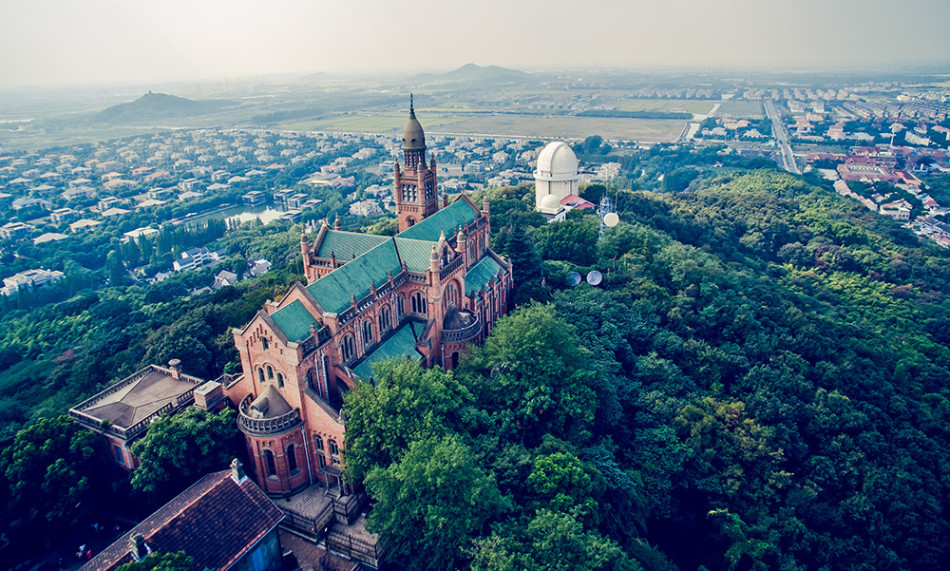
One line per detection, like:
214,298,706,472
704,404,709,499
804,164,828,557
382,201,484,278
69,363,204,438
352,320,426,381
84,466,283,571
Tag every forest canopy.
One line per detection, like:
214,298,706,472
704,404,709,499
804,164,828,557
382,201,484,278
345,169,950,569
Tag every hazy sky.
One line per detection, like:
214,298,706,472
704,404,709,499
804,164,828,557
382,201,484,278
2,0,949,87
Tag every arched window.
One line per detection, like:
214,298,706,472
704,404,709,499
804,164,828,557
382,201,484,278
287,444,298,474
341,335,355,362
328,439,340,464
314,435,327,468
395,295,405,318
361,320,373,348
266,365,273,380
445,282,459,309
469,242,477,262
305,368,315,391
257,368,265,384
441,247,451,268
277,373,284,389
263,450,277,478
261,336,269,350
411,291,427,316
380,306,391,332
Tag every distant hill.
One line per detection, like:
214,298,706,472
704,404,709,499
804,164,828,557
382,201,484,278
298,71,333,83
412,63,529,84
94,92,234,124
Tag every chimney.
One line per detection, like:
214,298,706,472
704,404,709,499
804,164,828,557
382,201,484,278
193,381,225,412
231,458,247,483
129,532,150,561
168,358,182,379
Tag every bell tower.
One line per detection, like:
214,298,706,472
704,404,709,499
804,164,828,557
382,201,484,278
395,95,439,232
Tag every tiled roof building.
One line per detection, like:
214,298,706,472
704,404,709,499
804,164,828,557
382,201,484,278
224,103,513,496
84,460,284,571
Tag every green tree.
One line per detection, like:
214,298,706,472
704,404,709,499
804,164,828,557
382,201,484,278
534,218,599,266
343,359,474,480
106,249,127,287
1,416,111,546
459,303,597,444
365,435,504,570
131,407,241,504
472,509,640,571
115,551,194,571
526,452,596,516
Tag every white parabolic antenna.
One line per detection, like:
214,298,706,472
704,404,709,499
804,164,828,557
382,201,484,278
586,270,603,286
567,272,582,287
604,212,619,228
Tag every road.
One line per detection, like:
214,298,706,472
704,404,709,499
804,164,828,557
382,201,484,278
764,99,800,174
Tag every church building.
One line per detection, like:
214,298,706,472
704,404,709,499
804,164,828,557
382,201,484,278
222,101,514,496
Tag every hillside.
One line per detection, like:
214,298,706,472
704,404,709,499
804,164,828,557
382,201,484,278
344,169,950,569
3,156,950,568
94,91,234,124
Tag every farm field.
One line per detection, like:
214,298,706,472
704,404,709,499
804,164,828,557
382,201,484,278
289,112,686,142
614,98,717,114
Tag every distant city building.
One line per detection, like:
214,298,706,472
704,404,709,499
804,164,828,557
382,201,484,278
0,221,35,240
2,268,65,297
70,219,104,233
33,232,69,245
123,227,160,242
243,190,267,205
348,199,383,217
173,247,222,272
50,207,80,225
286,193,310,209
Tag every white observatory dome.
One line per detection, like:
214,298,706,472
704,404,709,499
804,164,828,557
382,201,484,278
539,193,562,214
534,142,579,182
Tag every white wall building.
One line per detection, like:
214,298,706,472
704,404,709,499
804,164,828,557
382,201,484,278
534,142,580,215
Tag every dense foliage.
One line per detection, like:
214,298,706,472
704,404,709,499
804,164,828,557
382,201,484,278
0,223,305,441
0,415,124,559
115,551,194,571
130,407,243,505
349,169,950,569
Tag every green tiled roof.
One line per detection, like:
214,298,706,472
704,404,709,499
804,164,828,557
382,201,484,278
465,255,503,295
306,240,403,314
315,230,389,261
352,321,426,380
393,237,435,272
270,300,319,342
397,199,479,242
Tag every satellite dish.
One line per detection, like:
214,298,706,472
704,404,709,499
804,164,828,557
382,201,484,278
586,270,603,286
604,212,620,228
567,272,582,287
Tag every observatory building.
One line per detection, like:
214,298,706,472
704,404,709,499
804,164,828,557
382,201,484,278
534,141,580,215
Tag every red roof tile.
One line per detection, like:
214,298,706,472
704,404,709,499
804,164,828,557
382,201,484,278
84,470,283,570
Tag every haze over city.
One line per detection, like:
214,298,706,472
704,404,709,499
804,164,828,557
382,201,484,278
2,0,950,87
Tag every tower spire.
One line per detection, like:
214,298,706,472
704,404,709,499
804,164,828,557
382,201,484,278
410,93,415,118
